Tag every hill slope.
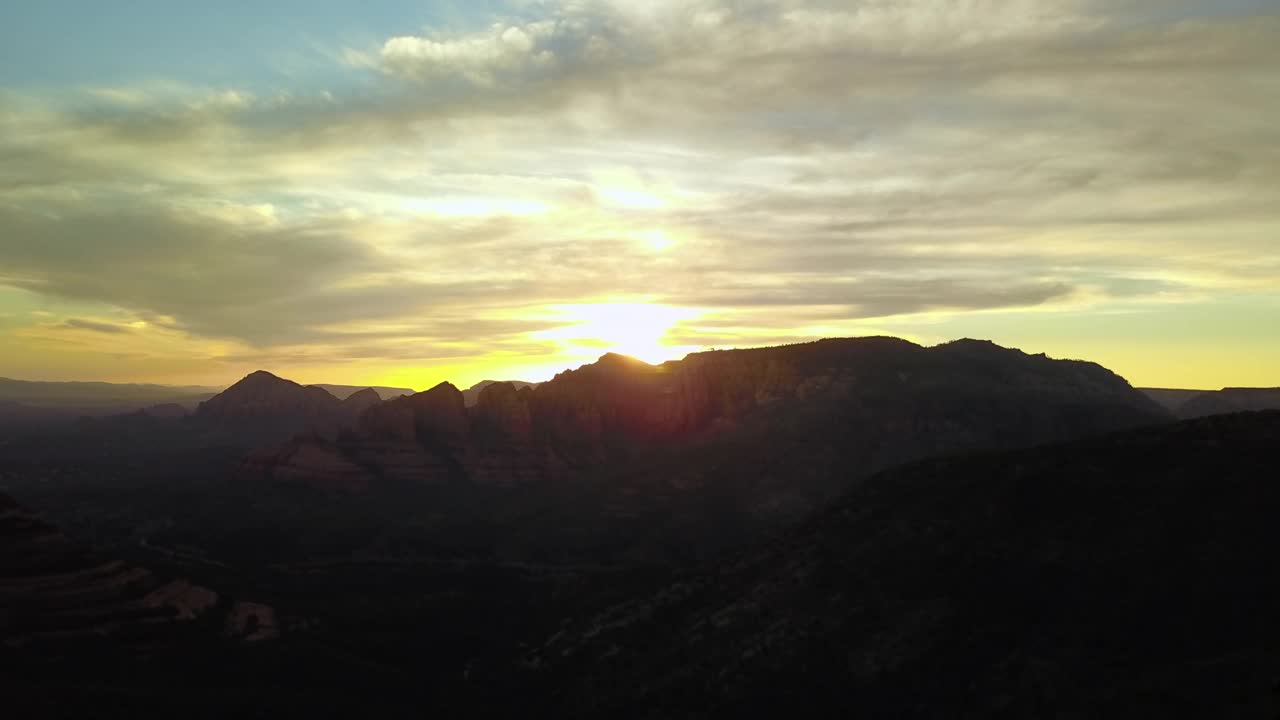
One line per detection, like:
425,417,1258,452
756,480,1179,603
546,411,1280,718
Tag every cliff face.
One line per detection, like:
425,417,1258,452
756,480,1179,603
252,338,1170,499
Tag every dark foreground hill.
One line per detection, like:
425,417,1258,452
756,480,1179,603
8,412,1278,718
543,411,1280,718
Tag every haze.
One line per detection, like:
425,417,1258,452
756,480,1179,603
1,0,1277,390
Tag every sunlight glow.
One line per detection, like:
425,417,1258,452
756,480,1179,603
596,187,665,209
533,303,703,365
634,229,676,252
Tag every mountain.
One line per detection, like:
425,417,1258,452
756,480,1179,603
313,383,416,401
191,371,361,444
196,370,341,420
544,410,1280,718
1141,386,1280,418
462,379,539,407
251,338,1171,529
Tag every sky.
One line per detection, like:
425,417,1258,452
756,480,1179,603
1,0,1277,391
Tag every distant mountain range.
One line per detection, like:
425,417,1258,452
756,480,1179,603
1141,386,1280,418
311,384,416,401
0,377,220,429
0,376,221,408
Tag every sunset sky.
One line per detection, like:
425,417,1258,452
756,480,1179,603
1,0,1277,390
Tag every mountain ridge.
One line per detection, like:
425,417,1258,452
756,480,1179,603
245,337,1171,533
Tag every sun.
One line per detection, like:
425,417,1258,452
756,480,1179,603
534,303,703,365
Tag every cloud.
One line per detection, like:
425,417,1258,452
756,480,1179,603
380,23,554,86
0,1,1278,384
61,318,133,334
